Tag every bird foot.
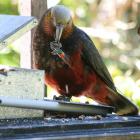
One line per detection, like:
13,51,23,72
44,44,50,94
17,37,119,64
53,95,71,102
50,41,63,55
50,41,62,49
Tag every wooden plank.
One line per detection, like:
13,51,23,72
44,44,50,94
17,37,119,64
0,15,38,49
0,66,45,118
31,0,48,21
18,0,47,68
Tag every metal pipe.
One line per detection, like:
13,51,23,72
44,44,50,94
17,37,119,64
0,96,114,115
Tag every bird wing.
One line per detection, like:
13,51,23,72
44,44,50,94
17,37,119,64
78,28,117,91
32,26,49,69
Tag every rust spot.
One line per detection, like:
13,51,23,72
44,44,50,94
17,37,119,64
0,68,15,76
0,69,7,76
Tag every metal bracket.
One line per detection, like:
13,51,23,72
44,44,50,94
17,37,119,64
0,15,38,49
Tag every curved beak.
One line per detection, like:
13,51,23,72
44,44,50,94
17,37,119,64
55,25,64,42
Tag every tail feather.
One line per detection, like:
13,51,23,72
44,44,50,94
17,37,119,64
106,87,138,115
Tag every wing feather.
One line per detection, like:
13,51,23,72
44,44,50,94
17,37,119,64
78,28,117,91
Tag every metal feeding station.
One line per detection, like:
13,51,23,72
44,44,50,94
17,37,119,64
0,12,140,140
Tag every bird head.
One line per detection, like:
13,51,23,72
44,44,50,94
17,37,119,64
51,5,72,42
43,5,73,41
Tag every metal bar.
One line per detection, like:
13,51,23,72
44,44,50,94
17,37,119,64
0,96,114,115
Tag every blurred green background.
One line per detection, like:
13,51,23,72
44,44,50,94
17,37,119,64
0,0,140,110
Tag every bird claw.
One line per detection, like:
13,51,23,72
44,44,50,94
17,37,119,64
51,48,63,55
50,41,63,55
50,41,62,50
53,95,71,102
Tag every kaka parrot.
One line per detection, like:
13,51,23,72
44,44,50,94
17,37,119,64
33,5,138,115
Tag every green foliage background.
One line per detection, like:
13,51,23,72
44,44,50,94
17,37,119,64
0,0,140,110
